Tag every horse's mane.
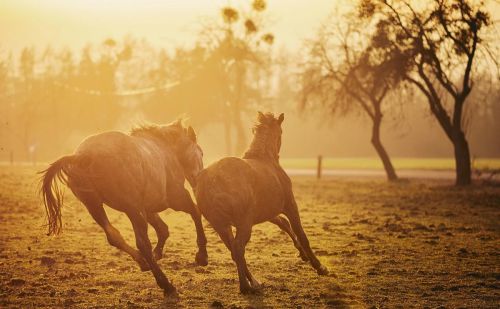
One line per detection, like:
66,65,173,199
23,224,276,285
130,121,183,144
243,112,280,161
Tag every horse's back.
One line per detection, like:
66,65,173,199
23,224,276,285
76,131,131,156
74,131,147,180
243,159,289,222
196,157,253,226
196,157,286,226
69,131,168,212
197,157,254,200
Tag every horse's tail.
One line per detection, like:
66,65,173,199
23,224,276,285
39,155,77,236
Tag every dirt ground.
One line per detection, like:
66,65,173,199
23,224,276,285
0,166,499,308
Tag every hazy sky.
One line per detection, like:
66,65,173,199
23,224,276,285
0,0,346,53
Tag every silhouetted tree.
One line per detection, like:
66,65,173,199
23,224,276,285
358,0,497,185
142,44,226,128
199,0,274,155
74,39,132,132
301,14,401,181
16,47,42,160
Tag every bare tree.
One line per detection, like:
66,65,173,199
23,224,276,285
73,39,132,132
301,14,400,181
198,0,274,155
358,0,497,185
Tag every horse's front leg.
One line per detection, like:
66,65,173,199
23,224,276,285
172,189,208,266
147,212,170,261
190,205,209,266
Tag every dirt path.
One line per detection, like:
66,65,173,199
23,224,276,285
0,166,499,308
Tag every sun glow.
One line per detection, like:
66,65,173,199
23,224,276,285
0,0,340,52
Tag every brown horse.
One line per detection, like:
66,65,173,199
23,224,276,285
39,120,207,294
195,112,328,294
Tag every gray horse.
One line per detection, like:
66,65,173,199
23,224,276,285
195,112,328,294
40,120,206,294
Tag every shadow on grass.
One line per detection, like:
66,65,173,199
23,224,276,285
242,292,270,308
321,283,351,308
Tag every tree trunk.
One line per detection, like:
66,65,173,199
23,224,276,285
371,115,398,181
223,108,232,156
232,61,246,155
453,130,471,186
233,108,246,156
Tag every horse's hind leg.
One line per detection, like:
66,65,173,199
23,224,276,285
284,199,328,276
127,211,176,294
215,225,260,290
213,225,234,251
84,202,150,271
269,216,308,262
147,213,169,261
233,223,261,294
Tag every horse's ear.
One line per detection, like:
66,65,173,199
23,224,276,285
257,111,265,123
174,118,183,127
187,126,197,142
277,113,284,125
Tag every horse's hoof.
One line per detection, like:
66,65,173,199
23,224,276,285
250,279,263,290
195,252,208,266
137,260,151,272
316,265,329,276
299,252,309,262
163,285,178,297
240,281,262,295
153,249,163,261
159,278,177,296
240,286,261,295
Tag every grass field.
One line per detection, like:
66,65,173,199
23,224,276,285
279,157,500,171
0,166,499,308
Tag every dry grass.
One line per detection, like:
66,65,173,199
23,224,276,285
0,166,499,308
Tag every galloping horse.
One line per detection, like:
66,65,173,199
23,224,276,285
195,112,328,294
40,120,207,294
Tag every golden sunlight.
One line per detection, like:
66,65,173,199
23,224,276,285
1,0,499,307
0,0,343,52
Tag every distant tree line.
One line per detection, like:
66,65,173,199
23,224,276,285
0,0,274,161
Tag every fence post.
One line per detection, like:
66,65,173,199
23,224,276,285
317,155,322,179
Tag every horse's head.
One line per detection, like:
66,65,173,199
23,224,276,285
259,111,284,152
131,121,204,187
181,126,204,188
165,121,204,188
244,112,285,160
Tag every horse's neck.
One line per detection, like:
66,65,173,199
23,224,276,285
162,149,187,188
139,136,183,178
156,143,182,169
243,134,279,162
